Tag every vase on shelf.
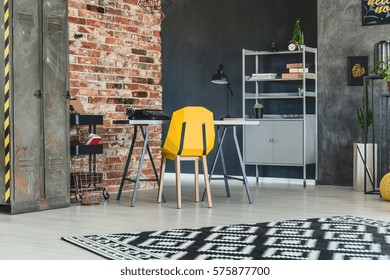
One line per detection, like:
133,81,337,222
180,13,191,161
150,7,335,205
253,107,264,119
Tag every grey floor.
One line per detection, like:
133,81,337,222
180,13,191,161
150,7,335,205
1,176,389,260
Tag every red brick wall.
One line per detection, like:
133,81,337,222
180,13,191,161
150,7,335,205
68,0,163,194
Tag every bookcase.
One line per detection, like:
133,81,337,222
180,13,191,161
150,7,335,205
70,113,108,204
242,46,318,186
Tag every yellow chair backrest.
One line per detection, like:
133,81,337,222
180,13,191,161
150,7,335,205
163,106,215,158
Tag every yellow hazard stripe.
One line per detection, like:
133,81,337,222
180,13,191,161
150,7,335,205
4,0,11,204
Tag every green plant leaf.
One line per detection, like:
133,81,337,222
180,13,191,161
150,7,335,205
357,80,373,141
291,18,301,43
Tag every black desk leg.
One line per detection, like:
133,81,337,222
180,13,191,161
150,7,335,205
130,125,150,207
232,126,253,204
140,126,159,184
202,126,230,201
210,126,230,195
140,126,165,203
117,125,138,201
218,127,231,197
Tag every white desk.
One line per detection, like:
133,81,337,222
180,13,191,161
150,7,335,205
206,119,260,204
114,119,260,206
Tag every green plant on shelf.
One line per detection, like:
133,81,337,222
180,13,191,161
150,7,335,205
291,18,304,45
253,102,264,109
373,56,390,81
291,18,301,42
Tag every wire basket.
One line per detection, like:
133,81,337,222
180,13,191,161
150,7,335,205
72,171,103,205
71,160,104,205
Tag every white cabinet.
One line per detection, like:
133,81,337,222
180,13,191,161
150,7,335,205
245,120,303,165
242,47,318,184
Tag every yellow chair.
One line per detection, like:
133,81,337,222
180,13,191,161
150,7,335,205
157,106,215,208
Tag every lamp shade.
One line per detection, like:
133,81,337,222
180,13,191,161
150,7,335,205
211,64,229,84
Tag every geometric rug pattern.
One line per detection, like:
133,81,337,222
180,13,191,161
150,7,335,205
62,215,390,260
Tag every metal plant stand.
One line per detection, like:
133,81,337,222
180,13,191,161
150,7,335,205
363,75,385,194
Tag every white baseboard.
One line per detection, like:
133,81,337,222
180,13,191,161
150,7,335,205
163,172,316,185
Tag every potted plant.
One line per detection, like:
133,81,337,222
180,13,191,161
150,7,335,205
289,18,305,51
253,102,264,119
373,56,390,93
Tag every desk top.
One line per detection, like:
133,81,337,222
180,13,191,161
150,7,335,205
214,119,260,126
113,119,261,126
113,119,167,125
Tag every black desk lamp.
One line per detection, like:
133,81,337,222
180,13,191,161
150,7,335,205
211,64,233,118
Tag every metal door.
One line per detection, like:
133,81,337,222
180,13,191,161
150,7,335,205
42,0,69,206
12,0,43,212
6,0,69,213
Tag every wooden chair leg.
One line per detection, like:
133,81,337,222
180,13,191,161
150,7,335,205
202,155,212,208
194,158,199,202
157,156,166,203
175,156,182,209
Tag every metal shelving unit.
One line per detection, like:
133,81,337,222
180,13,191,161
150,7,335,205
70,114,108,204
242,47,318,186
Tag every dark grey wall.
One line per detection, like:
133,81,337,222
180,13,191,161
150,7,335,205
161,0,317,176
318,0,390,186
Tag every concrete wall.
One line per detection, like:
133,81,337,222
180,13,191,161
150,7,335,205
318,0,390,185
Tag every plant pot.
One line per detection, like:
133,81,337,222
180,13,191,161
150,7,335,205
353,143,377,192
387,81,390,93
253,107,264,119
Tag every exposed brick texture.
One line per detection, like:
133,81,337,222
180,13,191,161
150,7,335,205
69,0,163,194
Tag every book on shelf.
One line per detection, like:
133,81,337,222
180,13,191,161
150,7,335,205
85,133,102,145
281,72,316,79
286,63,309,69
289,68,309,73
249,73,277,80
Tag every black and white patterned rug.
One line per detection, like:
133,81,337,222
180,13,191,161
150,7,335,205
62,215,390,260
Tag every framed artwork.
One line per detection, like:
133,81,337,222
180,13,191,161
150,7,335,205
348,56,368,86
362,0,390,26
